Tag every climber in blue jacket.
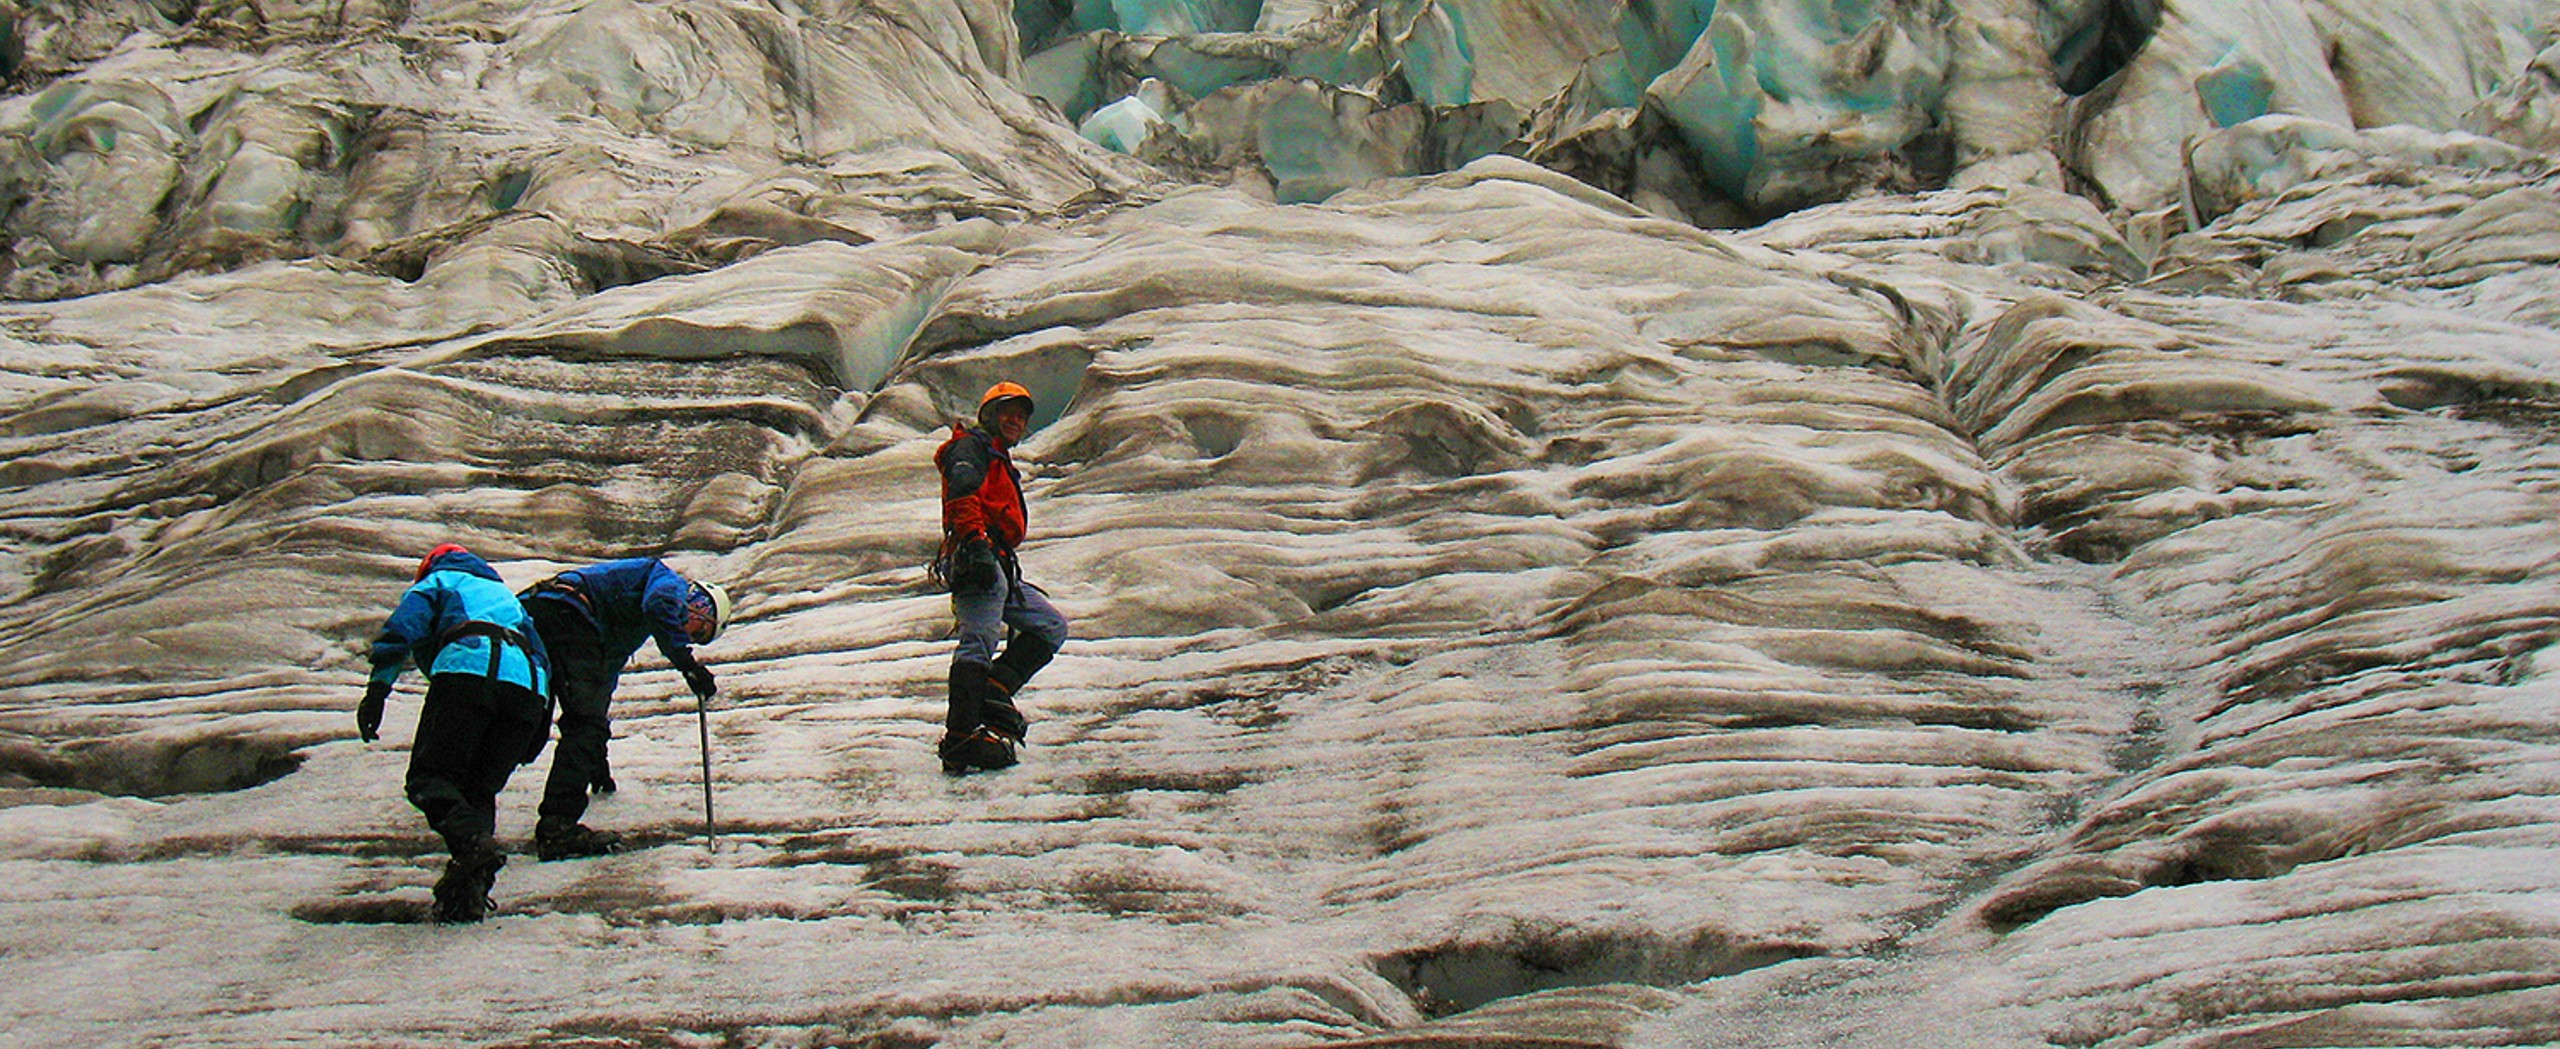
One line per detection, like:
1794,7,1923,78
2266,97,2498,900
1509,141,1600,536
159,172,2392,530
518,558,729,860
361,543,552,923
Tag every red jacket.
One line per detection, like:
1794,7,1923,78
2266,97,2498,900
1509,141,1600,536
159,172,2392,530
937,423,1027,552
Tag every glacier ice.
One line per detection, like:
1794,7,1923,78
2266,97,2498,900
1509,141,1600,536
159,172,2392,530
1079,79,1181,153
1,1,2559,1047
2,75,186,277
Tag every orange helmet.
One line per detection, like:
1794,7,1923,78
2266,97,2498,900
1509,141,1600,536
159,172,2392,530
977,382,1035,431
977,381,1034,413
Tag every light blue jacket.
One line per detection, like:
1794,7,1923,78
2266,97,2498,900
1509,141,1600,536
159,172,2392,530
368,549,550,696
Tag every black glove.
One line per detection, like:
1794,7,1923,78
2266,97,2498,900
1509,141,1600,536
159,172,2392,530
951,536,1001,594
357,680,390,742
673,654,717,699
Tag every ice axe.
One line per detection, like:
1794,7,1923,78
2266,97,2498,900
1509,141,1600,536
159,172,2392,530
692,684,718,842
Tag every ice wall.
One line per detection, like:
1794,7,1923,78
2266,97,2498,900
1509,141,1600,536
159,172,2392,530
1,2,2559,1048
1008,0,2560,221
0,0,1145,299
3,0,2551,294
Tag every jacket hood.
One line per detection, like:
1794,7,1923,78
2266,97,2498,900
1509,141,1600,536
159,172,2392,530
424,548,503,583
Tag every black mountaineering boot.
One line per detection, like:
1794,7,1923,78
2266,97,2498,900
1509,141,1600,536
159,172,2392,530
988,632,1058,696
985,634,1052,744
940,661,986,773
937,731,976,776
534,821,624,861
939,727,1016,775
968,726,1019,771
979,674,1028,745
939,663,1017,775
432,837,506,923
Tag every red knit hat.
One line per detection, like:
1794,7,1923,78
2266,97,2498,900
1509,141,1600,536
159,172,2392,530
415,543,470,580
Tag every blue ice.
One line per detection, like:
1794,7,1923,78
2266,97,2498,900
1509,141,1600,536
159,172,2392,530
1656,18,1761,200
1113,0,1262,36
2196,48,2275,129
1393,1,1476,107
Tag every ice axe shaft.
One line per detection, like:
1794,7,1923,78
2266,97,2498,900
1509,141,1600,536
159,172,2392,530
694,688,718,840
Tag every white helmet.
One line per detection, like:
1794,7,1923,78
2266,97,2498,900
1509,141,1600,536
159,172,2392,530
689,581,733,643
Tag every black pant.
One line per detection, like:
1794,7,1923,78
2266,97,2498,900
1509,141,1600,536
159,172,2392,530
404,673,547,852
530,599,614,830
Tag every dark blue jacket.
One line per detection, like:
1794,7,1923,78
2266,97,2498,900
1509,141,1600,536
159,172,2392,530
370,549,550,695
525,558,702,679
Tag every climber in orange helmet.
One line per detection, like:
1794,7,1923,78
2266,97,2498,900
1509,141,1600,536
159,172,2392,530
931,381,1070,774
